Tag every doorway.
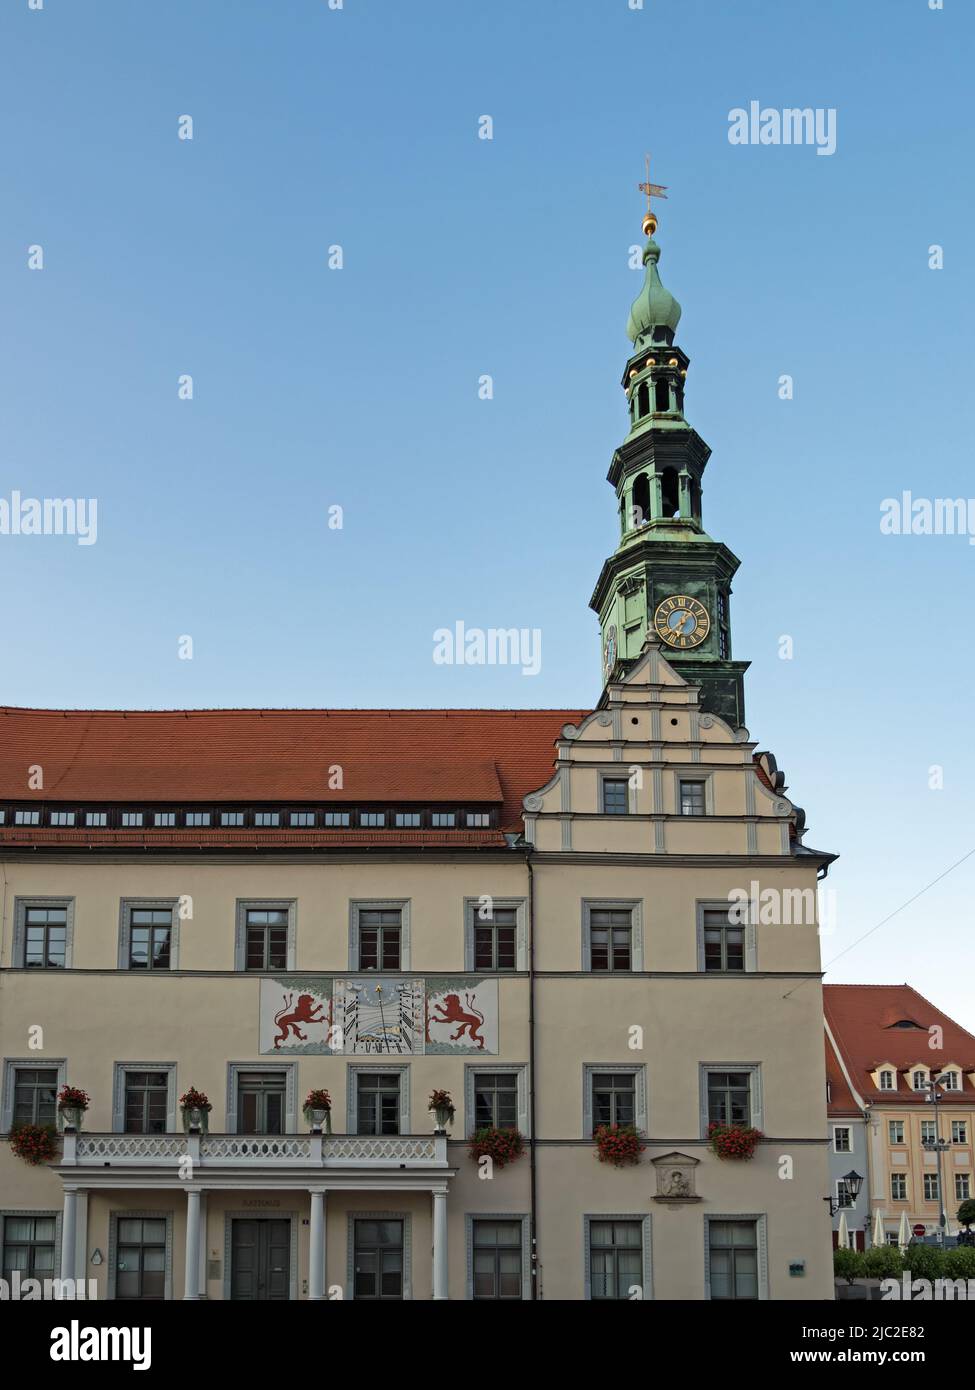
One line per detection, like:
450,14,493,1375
230,1218,291,1300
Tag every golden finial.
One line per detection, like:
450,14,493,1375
638,152,668,236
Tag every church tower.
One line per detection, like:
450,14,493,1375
590,195,749,728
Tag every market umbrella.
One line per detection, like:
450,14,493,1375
898,1211,911,1250
837,1209,849,1250
873,1207,886,1248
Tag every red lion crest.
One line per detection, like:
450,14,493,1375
273,992,325,1048
428,992,485,1050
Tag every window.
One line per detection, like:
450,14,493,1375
185,812,211,827
2,1216,57,1282
940,1071,960,1091
244,907,289,971
50,810,75,827
833,1126,852,1154
153,812,175,827
115,1217,167,1300
22,903,68,969
394,812,420,828
466,812,490,828
14,810,40,825
589,1220,643,1300
289,811,315,827
912,1070,927,1091
878,1070,895,1090
679,779,707,816
701,907,745,972
601,779,629,815
473,907,517,971
472,1073,518,1131
353,1219,403,1301
836,1180,854,1209
956,1174,971,1201
588,908,632,972
708,1221,759,1300
952,1121,968,1144
923,1173,939,1200
221,811,245,826
472,1220,523,1300
717,591,730,658
591,1072,636,1130
356,1073,401,1136
891,1173,907,1200
921,1119,937,1145
654,378,670,413
125,906,173,970
889,1120,905,1145
358,908,402,970
13,1068,58,1126
360,812,386,828
431,812,455,828
86,811,107,827
707,1071,751,1127
237,1072,286,1134
323,811,350,827
123,1071,170,1135
121,812,144,827
254,811,280,827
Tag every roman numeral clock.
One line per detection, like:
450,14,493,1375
653,594,710,650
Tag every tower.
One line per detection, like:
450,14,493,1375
590,190,749,727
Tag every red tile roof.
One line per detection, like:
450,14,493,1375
824,1033,861,1117
0,706,586,835
824,984,975,1106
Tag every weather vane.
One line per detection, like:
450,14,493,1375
637,153,668,236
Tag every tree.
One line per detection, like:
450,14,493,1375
903,1243,946,1279
863,1245,903,1279
956,1197,975,1232
833,1247,865,1285
944,1246,975,1279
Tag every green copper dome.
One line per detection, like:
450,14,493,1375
626,237,682,345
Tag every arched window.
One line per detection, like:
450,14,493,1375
661,467,680,518
637,382,650,419
631,473,651,528
690,479,701,522
654,378,670,412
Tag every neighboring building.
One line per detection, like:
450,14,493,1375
0,205,838,1301
825,985,975,1247
824,1038,869,1248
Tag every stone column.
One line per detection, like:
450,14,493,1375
183,1189,202,1300
432,1188,448,1300
60,1188,78,1289
308,1190,327,1300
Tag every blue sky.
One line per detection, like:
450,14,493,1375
2,0,974,1028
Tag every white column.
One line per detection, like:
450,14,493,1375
183,1189,202,1300
308,1190,327,1300
432,1188,448,1300
74,1190,89,1284
60,1189,78,1288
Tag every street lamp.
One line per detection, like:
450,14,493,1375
824,1169,864,1218
923,1074,952,1247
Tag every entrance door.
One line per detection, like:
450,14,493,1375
353,1219,404,1300
230,1219,291,1300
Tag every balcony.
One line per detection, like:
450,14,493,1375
60,1130,449,1171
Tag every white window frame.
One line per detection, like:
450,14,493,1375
226,1061,298,1134
118,898,180,971
912,1070,928,1091
920,1119,937,1145
464,1064,528,1138
1,1057,67,1131
955,1174,971,1201
835,1178,854,1209
463,897,527,972
888,1120,905,1145
832,1125,852,1154
234,899,297,972
951,1120,968,1144
923,1173,940,1200
12,896,75,970
347,1064,410,1135
348,899,411,971
890,1173,908,1200
582,898,644,972
878,1070,895,1091
112,1062,178,1134
675,772,712,817
699,1063,763,1136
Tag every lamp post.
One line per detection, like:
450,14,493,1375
824,1169,864,1219
923,1074,952,1247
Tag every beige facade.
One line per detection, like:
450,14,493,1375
0,648,835,1299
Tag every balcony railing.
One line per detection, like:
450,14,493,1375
60,1130,448,1169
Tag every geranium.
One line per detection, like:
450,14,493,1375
707,1121,763,1160
594,1123,644,1167
57,1085,90,1111
10,1123,58,1165
179,1087,212,1112
428,1089,455,1119
468,1127,524,1169
303,1089,332,1112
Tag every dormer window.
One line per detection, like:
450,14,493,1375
940,1071,960,1091
878,1070,895,1090
912,1070,928,1091
121,812,143,828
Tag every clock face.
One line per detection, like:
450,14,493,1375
653,594,710,649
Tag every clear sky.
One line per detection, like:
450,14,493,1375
2,1,973,1029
